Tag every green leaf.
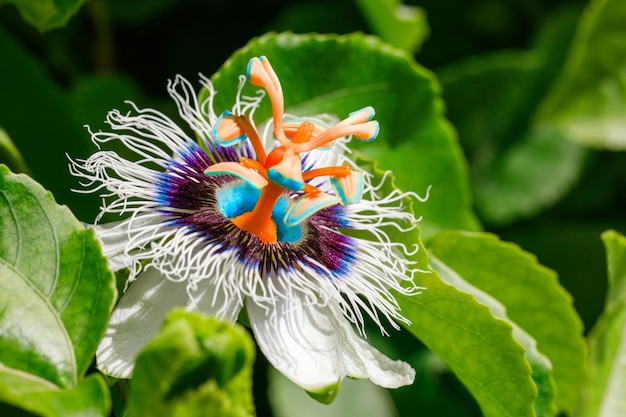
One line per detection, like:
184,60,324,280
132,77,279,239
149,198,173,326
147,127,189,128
126,309,255,417
206,32,479,239
0,165,116,386
439,51,586,225
397,249,538,416
2,0,87,32
429,231,586,413
537,0,626,150
429,256,555,417
577,230,626,416
353,0,429,53
603,230,626,307
0,125,31,175
0,367,110,417
356,159,538,416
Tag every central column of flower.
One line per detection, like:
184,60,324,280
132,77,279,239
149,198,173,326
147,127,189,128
230,121,316,243
231,182,284,243
205,56,380,244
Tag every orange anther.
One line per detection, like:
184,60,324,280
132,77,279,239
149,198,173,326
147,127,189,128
265,146,286,168
292,121,315,144
304,183,322,196
232,115,267,164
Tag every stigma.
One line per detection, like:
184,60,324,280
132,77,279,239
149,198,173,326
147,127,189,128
204,56,378,244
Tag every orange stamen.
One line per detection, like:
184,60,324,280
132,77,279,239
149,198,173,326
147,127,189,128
303,183,322,196
265,146,286,168
302,166,351,181
284,122,326,139
233,115,267,165
240,157,268,177
248,57,290,146
293,121,377,153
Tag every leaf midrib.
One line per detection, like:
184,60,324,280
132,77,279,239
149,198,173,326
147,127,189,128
0,258,77,385
0,181,78,386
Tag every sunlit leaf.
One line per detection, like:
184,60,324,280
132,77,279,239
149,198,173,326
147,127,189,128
2,0,86,32
397,253,538,417
355,159,537,417
0,367,110,417
429,231,585,414
430,256,555,417
0,165,116,386
576,230,626,416
207,32,480,239
126,310,255,417
537,0,626,149
353,0,429,53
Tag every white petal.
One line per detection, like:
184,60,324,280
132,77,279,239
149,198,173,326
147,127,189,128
88,221,130,272
246,297,414,394
96,267,241,378
89,216,161,272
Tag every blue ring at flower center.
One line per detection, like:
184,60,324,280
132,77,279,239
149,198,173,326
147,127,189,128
215,181,304,244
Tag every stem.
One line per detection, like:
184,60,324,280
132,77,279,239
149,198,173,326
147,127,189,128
88,0,116,72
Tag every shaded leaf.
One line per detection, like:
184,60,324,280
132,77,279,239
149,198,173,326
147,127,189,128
472,126,585,225
439,50,586,225
537,0,626,150
108,0,181,24
0,165,116,386
206,32,479,239
353,0,429,53
267,1,365,35
0,27,99,221
69,74,144,133
2,0,86,32
0,125,31,175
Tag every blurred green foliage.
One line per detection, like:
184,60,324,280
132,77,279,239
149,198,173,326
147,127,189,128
1,0,626,416
127,310,256,417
